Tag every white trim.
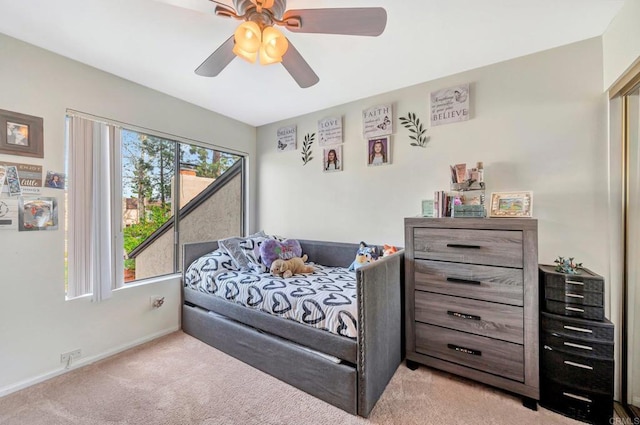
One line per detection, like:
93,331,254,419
0,326,179,398
114,273,181,291
634,396,640,406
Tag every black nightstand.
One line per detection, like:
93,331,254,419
539,265,614,425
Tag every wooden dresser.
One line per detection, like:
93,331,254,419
404,217,539,406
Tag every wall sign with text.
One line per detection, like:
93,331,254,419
430,84,470,126
318,116,342,146
277,125,297,152
362,104,393,138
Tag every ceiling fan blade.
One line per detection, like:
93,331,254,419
281,42,319,88
195,35,236,77
282,8,387,36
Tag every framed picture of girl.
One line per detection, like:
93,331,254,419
323,145,342,172
368,136,390,166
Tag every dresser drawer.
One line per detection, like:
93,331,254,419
415,291,524,344
541,313,613,342
541,330,613,359
413,228,523,268
415,322,524,382
414,259,523,306
541,348,614,394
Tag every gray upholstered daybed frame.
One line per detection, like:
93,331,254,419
181,239,403,417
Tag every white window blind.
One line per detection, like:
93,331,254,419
67,115,123,301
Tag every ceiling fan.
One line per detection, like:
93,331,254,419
195,0,387,88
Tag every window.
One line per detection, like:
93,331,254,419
65,113,243,300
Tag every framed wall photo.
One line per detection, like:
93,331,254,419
367,136,391,166
18,196,58,231
489,191,533,218
323,145,342,172
0,109,44,158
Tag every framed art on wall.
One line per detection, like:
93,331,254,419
18,196,58,231
0,109,44,158
276,125,296,152
367,136,390,166
362,104,393,138
489,191,533,218
323,145,342,172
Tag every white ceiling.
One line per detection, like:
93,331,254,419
0,0,624,127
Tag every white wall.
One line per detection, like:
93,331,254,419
257,38,609,279
0,33,255,395
603,0,640,90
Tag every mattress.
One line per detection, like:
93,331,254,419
184,249,358,339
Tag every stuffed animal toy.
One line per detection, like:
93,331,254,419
382,244,398,257
348,242,379,271
270,254,314,278
259,238,302,268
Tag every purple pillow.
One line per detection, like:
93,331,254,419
259,239,302,268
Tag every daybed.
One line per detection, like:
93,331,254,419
182,238,403,417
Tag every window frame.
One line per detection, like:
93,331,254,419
65,109,247,299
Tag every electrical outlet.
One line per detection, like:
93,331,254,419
150,296,165,309
60,349,81,364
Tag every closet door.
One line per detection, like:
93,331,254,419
626,85,640,414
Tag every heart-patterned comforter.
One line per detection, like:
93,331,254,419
184,249,358,339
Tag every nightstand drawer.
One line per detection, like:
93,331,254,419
541,313,613,342
545,287,604,308
413,228,523,267
545,300,604,321
415,291,524,344
414,259,523,306
541,348,614,394
415,323,524,382
540,377,612,425
541,330,613,359
540,264,604,294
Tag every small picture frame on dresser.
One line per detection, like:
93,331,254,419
489,191,533,218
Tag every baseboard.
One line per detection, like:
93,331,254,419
634,396,640,406
0,326,179,398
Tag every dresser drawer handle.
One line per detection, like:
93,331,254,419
447,344,481,356
563,325,593,334
564,342,593,351
565,279,584,286
446,277,482,286
566,306,585,313
446,243,481,249
565,293,584,299
447,310,481,321
564,360,593,370
562,392,592,403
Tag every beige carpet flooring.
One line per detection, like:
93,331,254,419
0,331,584,425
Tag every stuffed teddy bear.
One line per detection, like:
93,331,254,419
270,254,315,278
348,242,379,271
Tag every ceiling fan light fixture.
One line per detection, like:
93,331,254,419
259,26,288,64
232,21,262,63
